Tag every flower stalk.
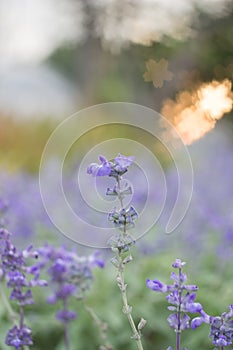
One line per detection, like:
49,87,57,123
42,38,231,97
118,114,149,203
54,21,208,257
147,259,202,350
87,154,145,349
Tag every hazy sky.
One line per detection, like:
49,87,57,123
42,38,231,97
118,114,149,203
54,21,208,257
0,0,230,118
0,0,230,64
0,0,85,65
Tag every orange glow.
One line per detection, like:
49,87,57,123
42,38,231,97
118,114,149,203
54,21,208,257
161,80,233,145
197,80,233,120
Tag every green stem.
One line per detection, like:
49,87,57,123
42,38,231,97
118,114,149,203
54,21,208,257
116,250,144,350
0,282,18,325
116,176,124,210
114,175,144,349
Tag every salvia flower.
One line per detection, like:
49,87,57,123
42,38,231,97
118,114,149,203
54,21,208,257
0,227,47,349
192,305,233,348
87,153,134,177
38,245,104,322
87,153,145,348
147,259,202,350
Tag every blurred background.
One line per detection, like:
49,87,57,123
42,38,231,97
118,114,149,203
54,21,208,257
0,0,233,169
0,0,233,349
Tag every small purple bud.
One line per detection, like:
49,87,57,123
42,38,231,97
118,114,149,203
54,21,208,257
170,271,187,283
99,155,108,163
172,259,186,269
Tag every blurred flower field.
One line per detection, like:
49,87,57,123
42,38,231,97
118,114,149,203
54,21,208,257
0,122,233,349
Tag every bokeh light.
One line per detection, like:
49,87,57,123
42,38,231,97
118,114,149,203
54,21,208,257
161,80,233,144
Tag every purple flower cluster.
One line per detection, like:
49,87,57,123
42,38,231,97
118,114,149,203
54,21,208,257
0,227,47,349
0,198,105,350
108,206,138,230
192,305,233,348
87,154,135,177
147,259,202,350
87,153,137,251
38,245,104,324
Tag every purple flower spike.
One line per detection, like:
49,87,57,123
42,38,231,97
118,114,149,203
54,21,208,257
0,203,48,350
39,244,104,328
147,258,205,350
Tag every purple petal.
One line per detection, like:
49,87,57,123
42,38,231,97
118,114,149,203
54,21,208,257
146,279,169,292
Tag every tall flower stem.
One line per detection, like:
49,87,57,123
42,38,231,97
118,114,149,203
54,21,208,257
87,154,144,349
114,175,144,350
